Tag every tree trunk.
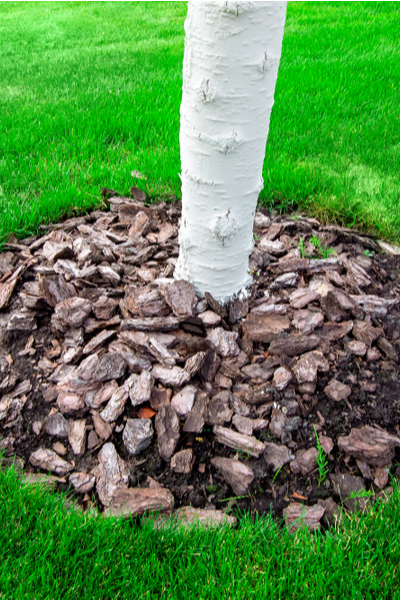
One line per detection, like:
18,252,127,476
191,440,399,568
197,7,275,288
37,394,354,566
175,1,287,304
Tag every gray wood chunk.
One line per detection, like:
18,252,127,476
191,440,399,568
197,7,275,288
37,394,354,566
200,350,221,382
337,425,400,467
44,412,69,438
290,447,318,475
207,327,240,358
254,212,271,229
69,472,95,494
37,274,75,308
292,309,324,335
106,487,174,518
376,337,397,361
318,320,354,341
319,435,334,455
269,408,287,440
211,457,254,495
155,406,180,461
158,222,177,243
160,279,197,318
121,316,180,332
262,222,283,241
84,315,121,334
275,257,310,274
350,294,396,318
87,430,100,449
374,466,389,489
250,383,276,405
108,342,152,372
332,289,363,317
344,257,371,288
29,448,74,476
204,291,228,318
171,385,197,418
57,392,86,414
127,210,151,235
320,291,348,322
272,366,293,391
206,391,233,426
119,330,149,353
377,240,400,255
289,287,320,309
150,385,172,411
93,352,127,382
243,314,291,343
100,386,128,423
213,425,265,457
92,411,114,440
68,419,86,455
270,272,299,290
283,503,325,531
92,295,119,320
228,297,249,324
259,238,286,256
230,393,252,417
123,418,154,455
170,449,194,474
94,442,129,507
7,310,37,331
185,351,206,377
98,265,120,286
52,297,92,331
148,336,179,368
232,414,255,436
218,351,248,379
330,473,369,512
269,334,320,357
127,370,153,407
0,278,17,310
183,391,208,433
87,380,118,409
324,379,352,402
198,310,221,327
42,238,73,263
241,362,274,384
152,365,190,388
82,330,117,355
308,257,340,273
352,320,383,346
346,340,367,356
264,442,294,472
74,353,100,381
366,347,381,362
125,285,170,317
309,276,335,298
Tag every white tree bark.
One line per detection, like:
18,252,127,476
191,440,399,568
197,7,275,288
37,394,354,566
175,1,287,304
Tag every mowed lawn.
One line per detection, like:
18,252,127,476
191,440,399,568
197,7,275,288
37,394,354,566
0,1,399,243
0,463,399,599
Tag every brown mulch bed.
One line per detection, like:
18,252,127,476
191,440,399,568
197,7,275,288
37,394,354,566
1,188,400,529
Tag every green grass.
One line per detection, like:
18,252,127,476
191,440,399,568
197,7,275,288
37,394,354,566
1,463,399,599
0,2,399,244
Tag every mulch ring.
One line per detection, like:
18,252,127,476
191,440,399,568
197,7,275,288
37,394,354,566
1,188,400,531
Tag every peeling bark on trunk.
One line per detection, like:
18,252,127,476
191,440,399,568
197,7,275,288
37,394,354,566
175,1,287,304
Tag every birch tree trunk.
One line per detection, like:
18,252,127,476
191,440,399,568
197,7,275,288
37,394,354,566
174,0,287,304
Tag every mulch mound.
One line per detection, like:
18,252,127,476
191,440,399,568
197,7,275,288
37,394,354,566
1,188,400,530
